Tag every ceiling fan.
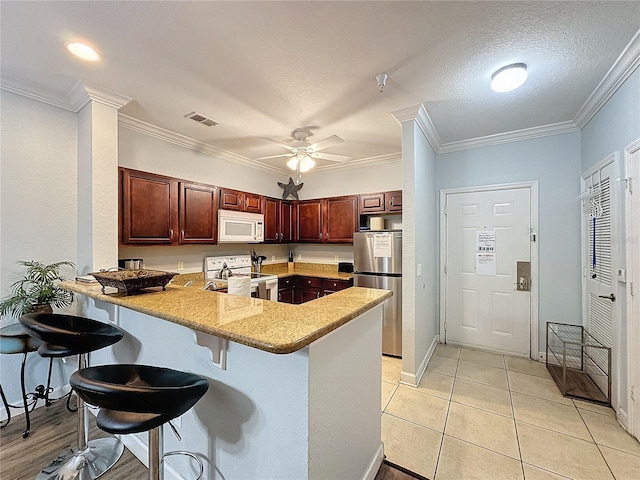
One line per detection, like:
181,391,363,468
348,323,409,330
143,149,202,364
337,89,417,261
256,128,352,172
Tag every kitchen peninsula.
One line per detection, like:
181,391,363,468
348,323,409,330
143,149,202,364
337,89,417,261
62,281,391,480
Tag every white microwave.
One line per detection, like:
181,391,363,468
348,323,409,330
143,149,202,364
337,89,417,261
218,209,264,243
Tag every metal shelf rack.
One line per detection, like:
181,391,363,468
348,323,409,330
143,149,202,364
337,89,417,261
546,322,611,406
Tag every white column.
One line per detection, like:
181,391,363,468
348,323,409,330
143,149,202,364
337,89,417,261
69,81,130,274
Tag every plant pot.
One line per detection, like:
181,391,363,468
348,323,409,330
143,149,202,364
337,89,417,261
29,304,53,315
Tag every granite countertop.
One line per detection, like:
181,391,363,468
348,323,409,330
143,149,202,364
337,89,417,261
61,281,390,355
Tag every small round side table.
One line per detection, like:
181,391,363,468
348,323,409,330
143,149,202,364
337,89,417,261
0,322,54,438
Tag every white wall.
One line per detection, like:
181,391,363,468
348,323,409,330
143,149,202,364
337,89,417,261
300,161,402,199
400,116,438,385
437,132,583,353
580,68,640,425
0,91,78,408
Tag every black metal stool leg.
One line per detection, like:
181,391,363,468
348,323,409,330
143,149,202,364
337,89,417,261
0,384,11,428
19,351,32,438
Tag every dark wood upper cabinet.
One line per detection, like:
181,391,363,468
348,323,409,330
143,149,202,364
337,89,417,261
265,197,295,243
281,201,294,242
120,168,178,245
359,193,385,214
295,196,357,244
359,190,402,215
324,196,358,243
296,199,324,242
386,190,403,212
245,193,263,213
179,182,217,244
219,188,263,213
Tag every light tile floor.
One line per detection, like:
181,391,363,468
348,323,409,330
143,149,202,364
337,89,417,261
381,344,640,480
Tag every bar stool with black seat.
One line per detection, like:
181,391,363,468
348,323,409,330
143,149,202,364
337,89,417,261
70,364,209,480
20,312,125,480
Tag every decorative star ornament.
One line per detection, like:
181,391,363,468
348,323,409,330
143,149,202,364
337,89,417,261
278,177,304,200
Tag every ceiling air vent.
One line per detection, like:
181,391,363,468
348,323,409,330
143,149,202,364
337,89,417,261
184,111,218,127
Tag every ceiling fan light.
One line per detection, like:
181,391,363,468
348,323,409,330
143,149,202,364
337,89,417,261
491,63,527,92
66,42,101,61
299,156,315,172
286,157,299,170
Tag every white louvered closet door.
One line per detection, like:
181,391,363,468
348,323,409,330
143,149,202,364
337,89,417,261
583,156,617,397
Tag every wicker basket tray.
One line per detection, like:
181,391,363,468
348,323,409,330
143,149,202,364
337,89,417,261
89,269,178,295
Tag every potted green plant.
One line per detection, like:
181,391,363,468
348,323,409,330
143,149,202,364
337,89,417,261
0,260,75,318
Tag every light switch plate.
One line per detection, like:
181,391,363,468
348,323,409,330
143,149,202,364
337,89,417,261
417,264,422,277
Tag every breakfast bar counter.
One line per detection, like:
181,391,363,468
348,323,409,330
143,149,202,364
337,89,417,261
61,280,389,480
61,281,390,354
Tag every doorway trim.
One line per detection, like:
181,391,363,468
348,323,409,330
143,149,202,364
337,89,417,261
625,138,640,438
440,181,539,358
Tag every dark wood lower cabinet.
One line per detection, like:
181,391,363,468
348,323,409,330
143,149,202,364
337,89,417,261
278,276,352,304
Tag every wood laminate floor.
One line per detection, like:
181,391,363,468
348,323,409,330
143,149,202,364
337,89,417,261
0,399,146,480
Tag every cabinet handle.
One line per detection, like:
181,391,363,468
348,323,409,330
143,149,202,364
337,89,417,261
169,228,174,239
316,291,320,298
181,229,185,239
319,232,323,239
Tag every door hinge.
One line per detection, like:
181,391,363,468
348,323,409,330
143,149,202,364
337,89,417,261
444,206,448,215
630,281,634,296
444,321,447,331
444,264,447,274
620,177,633,193
632,385,636,401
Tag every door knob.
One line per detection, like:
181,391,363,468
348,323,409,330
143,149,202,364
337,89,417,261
598,294,616,302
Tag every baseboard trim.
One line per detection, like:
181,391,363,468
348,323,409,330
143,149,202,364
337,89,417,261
362,442,385,480
400,335,438,386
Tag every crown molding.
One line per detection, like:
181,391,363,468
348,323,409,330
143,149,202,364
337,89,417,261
0,73,76,112
68,80,132,111
437,121,580,154
392,104,442,153
304,153,402,176
118,114,285,175
574,28,640,129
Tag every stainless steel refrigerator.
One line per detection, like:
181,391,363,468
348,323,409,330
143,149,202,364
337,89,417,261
353,230,402,357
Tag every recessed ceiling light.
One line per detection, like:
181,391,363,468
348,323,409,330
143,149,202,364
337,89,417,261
66,42,100,61
491,63,527,92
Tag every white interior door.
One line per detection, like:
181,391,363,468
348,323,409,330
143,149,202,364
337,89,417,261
443,186,532,356
582,156,617,402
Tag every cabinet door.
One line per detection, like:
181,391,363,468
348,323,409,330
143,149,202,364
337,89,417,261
278,277,297,303
244,193,263,213
263,197,280,243
121,169,178,244
281,201,294,242
219,188,244,211
179,182,217,244
278,287,296,304
386,190,403,212
296,199,323,242
359,193,385,214
324,196,358,243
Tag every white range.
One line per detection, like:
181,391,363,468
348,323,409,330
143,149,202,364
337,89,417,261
203,255,279,301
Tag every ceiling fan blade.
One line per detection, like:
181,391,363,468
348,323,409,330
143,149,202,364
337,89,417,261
311,152,352,163
261,137,295,152
308,135,343,152
254,153,294,161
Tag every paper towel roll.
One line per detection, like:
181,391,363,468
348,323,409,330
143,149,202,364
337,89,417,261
370,217,385,230
227,276,251,297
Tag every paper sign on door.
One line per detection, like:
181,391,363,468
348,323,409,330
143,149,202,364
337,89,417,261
476,230,496,253
373,233,392,258
476,253,496,275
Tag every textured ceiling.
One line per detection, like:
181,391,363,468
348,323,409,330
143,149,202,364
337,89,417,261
1,1,639,172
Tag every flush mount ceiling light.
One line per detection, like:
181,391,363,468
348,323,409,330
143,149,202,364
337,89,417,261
491,63,527,92
66,42,100,61
287,152,315,173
